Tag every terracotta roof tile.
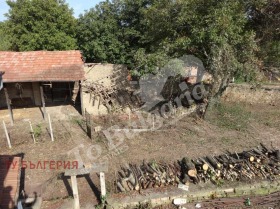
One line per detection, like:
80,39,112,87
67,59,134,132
0,51,84,82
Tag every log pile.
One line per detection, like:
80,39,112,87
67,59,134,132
116,144,280,192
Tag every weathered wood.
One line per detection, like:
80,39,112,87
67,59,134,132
40,86,46,119
48,114,54,142
275,150,280,161
206,156,221,170
80,82,84,116
182,157,197,177
100,172,106,197
4,88,14,125
71,175,80,209
64,163,107,176
29,121,36,143
3,121,11,149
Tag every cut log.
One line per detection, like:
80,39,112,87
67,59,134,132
206,156,221,170
242,152,254,162
202,163,209,171
182,157,197,178
275,150,280,161
117,182,126,192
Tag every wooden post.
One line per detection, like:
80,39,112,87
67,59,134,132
40,86,46,119
48,114,54,142
4,88,14,125
100,172,106,197
152,114,155,130
80,81,85,116
128,110,131,127
29,121,36,143
71,175,80,209
3,121,11,149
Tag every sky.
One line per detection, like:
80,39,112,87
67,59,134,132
0,0,102,21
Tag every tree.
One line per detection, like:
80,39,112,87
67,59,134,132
247,0,280,68
5,0,77,51
76,1,127,63
76,0,152,64
77,0,264,111
0,21,11,51
132,0,259,96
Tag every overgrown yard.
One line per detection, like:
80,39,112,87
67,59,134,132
0,100,279,208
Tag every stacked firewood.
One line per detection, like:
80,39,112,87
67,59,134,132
116,161,182,192
116,144,280,192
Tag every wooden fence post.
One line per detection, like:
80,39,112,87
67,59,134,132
100,172,106,197
40,86,46,119
48,114,54,142
3,121,11,149
71,175,80,209
29,121,36,143
4,88,14,125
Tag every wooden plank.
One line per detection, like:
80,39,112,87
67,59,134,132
29,121,36,143
71,176,80,209
64,163,108,177
80,82,84,116
4,88,14,125
40,86,46,119
48,114,54,142
100,172,106,197
3,121,11,149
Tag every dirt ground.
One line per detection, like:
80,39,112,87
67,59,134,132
0,98,279,208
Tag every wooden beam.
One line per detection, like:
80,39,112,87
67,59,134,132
3,121,11,149
64,163,108,177
71,175,80,209
29,121,36,143
80,81,84,116
40,86,46,119
4,88,14,125
100,172,106,197
48,114,54,142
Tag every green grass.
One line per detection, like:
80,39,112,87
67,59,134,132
207,102,251,132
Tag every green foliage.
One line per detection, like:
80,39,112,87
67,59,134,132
134,202,152,209
77,0,261,98
247,0,280,68
5,0,77,51
95,194,108,209
207,102,251,131
33,124,42,138
71,117,83,126
0,21,11,50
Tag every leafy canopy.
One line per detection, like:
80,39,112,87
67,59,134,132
5,0,77,51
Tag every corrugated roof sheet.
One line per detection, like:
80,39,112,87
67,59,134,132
0,156,21,209
0,51,84,82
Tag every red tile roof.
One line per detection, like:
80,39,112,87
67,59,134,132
0,51,84,82
0,156,22,209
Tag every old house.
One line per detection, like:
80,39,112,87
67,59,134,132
0,51,84,112
82,63,131,115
